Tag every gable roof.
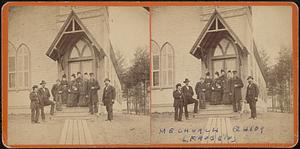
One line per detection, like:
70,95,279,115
46,10,106,60
190,10,248,60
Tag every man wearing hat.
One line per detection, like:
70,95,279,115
211,71,223,105
195,77,207,109
246,76,259,119
230,71,244,112
182,78,198,120
204,72,213,103
29,85,41,124
51,79,63,111
38,80,55,121
173,83,184,121
88,73,100,114
102,78,116,121
61,74,69,104
67,74,79,107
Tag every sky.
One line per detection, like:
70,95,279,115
252,6,292,65
109,7,149,67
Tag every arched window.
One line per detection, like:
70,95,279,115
212,38,237,76
68,39,94,76
151,41,160,87
161,43,174,87
17,44,30,89
8,42,17,89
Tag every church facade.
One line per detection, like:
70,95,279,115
151,6,268,112
8,6,122,113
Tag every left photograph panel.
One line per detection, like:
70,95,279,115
5,5,150,145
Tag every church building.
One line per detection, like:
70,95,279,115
8,6,122,113
151,6,268,112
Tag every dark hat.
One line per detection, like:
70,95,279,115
40,80,46,85
104,78,110,82
176,83,182,88
71,74,76,78
232,70,238,74
215,71,219,76
84,72,88,75
227,70,232,73
89,72,94,76
183,78,190,83
32,85,38,90
206,72,210,76
247,76,254,80
221,69,225,73
62,74,66,78
77,72,81,75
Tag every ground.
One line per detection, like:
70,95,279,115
7,113,150,145
151,112,294,144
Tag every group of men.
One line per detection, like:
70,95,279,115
29,72,116,124
173,70,259,122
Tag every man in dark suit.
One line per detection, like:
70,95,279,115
230,71,244,112
88,73,100,114
246,76,259,119
182,78,198,120
102,78,116,121
29,85,40,124
51,79,63,111
195,77,206,109
173,83,183,121
38,80,55,121
204,72,213,103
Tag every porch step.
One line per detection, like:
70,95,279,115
196,104,240,118
53,106,96,120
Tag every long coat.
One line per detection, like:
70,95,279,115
61,80,69,104
77,77,86,95
181,85,194,106
246,83,259,102
211,78,223,104
88,79,100,103
195,82,206,99
102,85,116,106
29,91,40,109
173,90,183,107
230,76,244,101
38,87,51,106
67,80,79,106
51,84,63,101
204,77,213,101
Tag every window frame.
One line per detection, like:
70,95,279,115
14,43,31,91
151,40,160,88
160,42,174,89
8,42,17,90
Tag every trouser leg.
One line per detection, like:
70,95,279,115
184,105,188,119
106,104,113,120
174,107,178,121
35,107,40,122
41,106,45,120
232,98,237,112
192,98,198,113
237,99,242,112
178,106,183,121
31,108,35,122
94,101,98,113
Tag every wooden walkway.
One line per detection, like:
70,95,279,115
201,117,236,143
59,119,93,144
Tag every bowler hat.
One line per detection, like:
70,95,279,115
71,74,76,78
206,72,210,76
221,69,225,73
176,83,181,88
84,72,88,75
77,72,81,75
89,72,94,76
40,80,46,85
247,76,254,80
183,78,190,83
215,71,219,76
104,78,110,82
232,70,237,74
62,74,66,78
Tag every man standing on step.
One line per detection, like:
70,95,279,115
182,78,198,120
38,80,55,121
88,73,100,114
61,74,69,104
102,78,116,121
195,77,207,109
230,71,244,113
51,79,63,111
246,76,259,119
204,72,213,103
67,74,79,107
77,72,86,107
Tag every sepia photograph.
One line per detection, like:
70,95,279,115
150,6,295,144
1,1,298,148
6,5,150,145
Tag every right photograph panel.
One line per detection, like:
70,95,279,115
150,6,294,144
